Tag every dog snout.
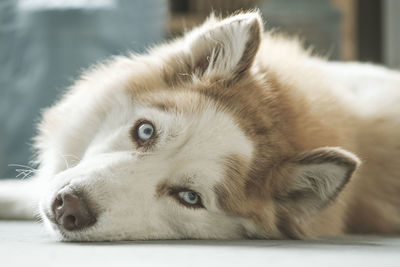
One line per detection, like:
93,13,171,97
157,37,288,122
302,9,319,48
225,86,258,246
51,187,96,231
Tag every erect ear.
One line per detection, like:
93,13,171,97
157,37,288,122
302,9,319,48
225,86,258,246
274,147,360,216
182,11,263,81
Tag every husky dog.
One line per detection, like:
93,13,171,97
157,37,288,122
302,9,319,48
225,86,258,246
1,11,399,241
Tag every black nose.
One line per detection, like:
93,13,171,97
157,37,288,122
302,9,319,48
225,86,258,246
51,188,96,231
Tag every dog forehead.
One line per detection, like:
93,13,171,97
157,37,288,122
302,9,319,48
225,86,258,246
177,110,253,167
136,90,254,161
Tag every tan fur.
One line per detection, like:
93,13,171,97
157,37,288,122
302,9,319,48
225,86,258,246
120,13,400,239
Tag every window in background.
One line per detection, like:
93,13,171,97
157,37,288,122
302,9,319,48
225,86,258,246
169,0,352,60
0,0,169,179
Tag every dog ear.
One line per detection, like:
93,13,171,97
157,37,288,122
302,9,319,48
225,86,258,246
182,11,263,82
274,147,360,216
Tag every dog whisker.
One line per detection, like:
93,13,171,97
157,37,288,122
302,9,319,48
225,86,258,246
8,164,38,179
8,163,37,171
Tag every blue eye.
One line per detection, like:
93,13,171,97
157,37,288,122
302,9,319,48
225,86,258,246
137,122,154,142
178,191,200,205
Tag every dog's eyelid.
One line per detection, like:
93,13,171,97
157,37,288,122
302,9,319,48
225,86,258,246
130,119,158,149
167,186,205,209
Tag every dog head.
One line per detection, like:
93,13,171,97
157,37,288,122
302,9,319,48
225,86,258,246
36,11,359,241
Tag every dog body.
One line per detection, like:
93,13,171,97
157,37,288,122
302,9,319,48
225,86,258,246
0,12,399,241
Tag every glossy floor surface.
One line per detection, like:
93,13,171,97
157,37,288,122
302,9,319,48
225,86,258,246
1,221,399,267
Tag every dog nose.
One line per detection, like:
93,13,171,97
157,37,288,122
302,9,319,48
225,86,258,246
52,188,96,231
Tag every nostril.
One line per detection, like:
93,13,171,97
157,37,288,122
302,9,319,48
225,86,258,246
66,215,76,224
51,193,64,218
63,215,78,231
54,195,63,208
56,196,63,207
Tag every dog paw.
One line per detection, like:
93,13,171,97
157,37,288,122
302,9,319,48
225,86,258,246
0,179,37,220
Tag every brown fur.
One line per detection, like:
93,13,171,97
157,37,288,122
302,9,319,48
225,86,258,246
121,12,400,239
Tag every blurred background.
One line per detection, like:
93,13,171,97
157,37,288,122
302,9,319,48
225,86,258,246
0,0,399,179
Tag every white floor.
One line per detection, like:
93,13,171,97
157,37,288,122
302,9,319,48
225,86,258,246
1,221,399,267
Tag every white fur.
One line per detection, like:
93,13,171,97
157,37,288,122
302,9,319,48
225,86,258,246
0,13,260,240
1,11,400,241
184,12,261,78
311,60,400,116
38,99,253,240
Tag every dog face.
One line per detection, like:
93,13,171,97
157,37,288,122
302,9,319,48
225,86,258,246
37,12,359,241
40,91,256,241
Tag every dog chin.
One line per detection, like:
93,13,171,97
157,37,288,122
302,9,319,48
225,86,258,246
40,217,66,240
40,210,121,242
43,220,94,242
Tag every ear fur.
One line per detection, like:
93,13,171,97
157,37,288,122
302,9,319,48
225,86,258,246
182,11,263,81
275,147,360,216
